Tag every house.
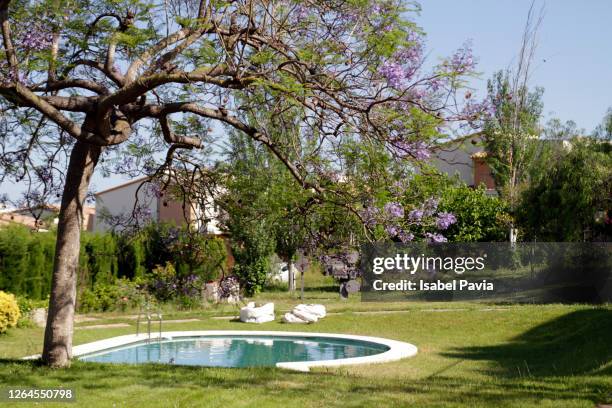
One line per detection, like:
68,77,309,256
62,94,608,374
94,175,234,272
93,176,224,235
430,133,497,193
0,203,95,231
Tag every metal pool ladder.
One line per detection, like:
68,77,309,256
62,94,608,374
136,302,163,343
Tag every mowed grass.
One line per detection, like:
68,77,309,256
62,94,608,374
0,277,610,407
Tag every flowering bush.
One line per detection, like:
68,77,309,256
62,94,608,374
0,291,20,333
218,275,240,301
147,262,179,301
145,262,206,306
361,195,457,243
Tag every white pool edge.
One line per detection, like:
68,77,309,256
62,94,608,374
23,330,418,372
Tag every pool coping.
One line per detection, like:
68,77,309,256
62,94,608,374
24,330,418,372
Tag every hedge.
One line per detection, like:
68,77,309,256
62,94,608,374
0,223,228,300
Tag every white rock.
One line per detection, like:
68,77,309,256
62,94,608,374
292,307,318,323
282,312,309,324
30,308,47,328
239,302,275,323
294,304,326,318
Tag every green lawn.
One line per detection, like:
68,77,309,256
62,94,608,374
0,287,610,407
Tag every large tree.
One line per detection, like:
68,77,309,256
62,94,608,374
0,0,479,366
482,3,544,242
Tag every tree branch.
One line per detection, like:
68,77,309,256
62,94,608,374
159,114,202,148
13,83,82,139
0,0,18,76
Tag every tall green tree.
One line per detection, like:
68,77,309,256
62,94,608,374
594,107,612,140
517,138,612,241
483,71,543,207
482,5,545,242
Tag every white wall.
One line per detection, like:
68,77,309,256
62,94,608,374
430,136,484,186
192,186,224,235
94,180,158,232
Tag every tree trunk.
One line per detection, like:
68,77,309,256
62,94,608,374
300,270,304,300
42,141,101,367
288,260,295,292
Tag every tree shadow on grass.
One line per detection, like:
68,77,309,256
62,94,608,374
443,308,612,377
0,357,608,406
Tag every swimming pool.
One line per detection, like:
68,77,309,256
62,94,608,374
80,335,390,368
69,331,417,371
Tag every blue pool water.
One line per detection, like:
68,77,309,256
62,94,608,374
79,335,389,367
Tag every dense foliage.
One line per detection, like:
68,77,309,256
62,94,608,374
483,70,544,204
0,0,491,365
0,225,55,299
0,224,227,303
517,138,612,241
439,185,510,242
221,132,302,295
0,290,20,333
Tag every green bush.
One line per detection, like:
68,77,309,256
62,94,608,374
439,185,510,242
117,236,146,279
147,262,178,301
0,223,228,303
394,174,510,242
78,278,146,313
233,256,269,296
517,138,611,241
0,225,55,298
15,296,47,327
194,237,227,282
0,291,20,333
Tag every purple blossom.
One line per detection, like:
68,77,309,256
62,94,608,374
0,67,22,85
398,230,414,243
436,212,457,230
218,275,240,299
360,206,380,227
425,232,447,243
293,5,310,22
458,99,493,127
385,224,399,237
409,87,427,101
379,33,424,89
384,201,404,219
391,180,406,195
148,182,164,199
395,31,424,68
429,76,445,92
20,26,53,51
446,40,476,74
408,209,424,221
379,61,406,88
392,140,431,160
423,197,439,216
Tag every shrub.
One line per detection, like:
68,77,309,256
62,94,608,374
517,138,612,241
0,291,20,333
145,261,205,304
147,262,178,301
78,278,146,313
439,185,510,242
233,256,269,296
0,225,55,299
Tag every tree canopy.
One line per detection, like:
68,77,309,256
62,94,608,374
0,0,483,367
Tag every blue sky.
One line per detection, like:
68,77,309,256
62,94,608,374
2,0,611,200
418,0,612,131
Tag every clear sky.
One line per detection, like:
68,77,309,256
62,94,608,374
418,0,612,131
1,0,611,201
